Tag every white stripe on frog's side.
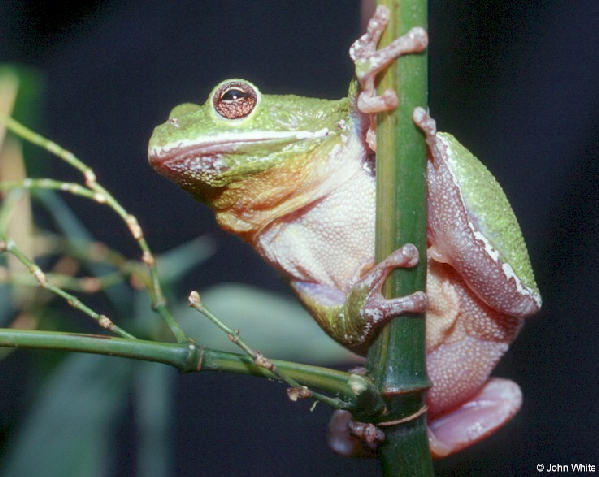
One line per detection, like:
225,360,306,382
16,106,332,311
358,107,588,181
438,135,542,312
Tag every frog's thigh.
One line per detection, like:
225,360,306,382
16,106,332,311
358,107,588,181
425,261,522,416
291,281,346,308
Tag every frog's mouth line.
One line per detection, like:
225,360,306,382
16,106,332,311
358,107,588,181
148,128,332,181
148,137,297,179
149,128,331,162
148,143,233,178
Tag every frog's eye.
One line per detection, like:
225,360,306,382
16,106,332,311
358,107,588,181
213,81,258,119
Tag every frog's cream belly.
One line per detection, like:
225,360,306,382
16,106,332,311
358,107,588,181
255,170,376,292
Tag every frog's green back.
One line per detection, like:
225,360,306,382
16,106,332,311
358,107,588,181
438,132,539,296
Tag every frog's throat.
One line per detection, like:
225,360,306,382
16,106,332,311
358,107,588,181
208,138,366,243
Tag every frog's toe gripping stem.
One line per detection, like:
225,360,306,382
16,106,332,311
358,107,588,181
328,410,382,458
329,378,522,459
351,5,429,115
357,244,428,344
413,107,436,140
290,248,426,353
358,90,399,116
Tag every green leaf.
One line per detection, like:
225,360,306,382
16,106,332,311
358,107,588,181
3,353,133,477
157,235,216,284
134,362,174,477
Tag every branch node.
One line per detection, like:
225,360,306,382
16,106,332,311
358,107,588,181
33,266,46,284
125,214,143,240
142,250,154,266
188,290,201,307
93,192,107,203
254,351,276,373
84,169,96,187
348,373,369,395
98,314,114,330
287,386,312,401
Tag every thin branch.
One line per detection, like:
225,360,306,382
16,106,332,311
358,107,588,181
188,291,354,409
0,327,386,415
0,237,136,339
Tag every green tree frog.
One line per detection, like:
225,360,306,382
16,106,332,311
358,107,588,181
148,6,541,459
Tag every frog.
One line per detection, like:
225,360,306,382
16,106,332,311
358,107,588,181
148,6,541,459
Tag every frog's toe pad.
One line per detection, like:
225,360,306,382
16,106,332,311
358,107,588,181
359,243,427,336
357,89,398,114
363,243,420,289
362,291,428,330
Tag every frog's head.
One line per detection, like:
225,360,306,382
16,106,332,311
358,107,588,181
148,79,349,202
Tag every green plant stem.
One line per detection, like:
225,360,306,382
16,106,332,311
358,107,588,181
367,0,433,475
0,328,385,415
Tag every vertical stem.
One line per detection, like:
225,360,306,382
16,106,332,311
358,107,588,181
366,0,433,474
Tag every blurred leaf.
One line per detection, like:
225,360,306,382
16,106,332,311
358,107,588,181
178,283,358,364
3,353,133,477
0,65,46,175
0,68,18,148
35,190,132,315
134,362,174,477
157,235,216,284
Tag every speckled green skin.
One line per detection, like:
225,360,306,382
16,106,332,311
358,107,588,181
148,80,350,190
436,132,538,296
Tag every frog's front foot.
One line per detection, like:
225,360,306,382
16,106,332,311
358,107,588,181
350,5,428,115
291,244,426,352
349,243,428,350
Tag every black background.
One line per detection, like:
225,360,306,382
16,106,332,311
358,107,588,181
1,1,598,475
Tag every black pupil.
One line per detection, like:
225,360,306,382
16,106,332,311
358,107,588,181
222,88,246,101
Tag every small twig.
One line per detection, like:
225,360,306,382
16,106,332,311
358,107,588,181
0,178,97,200
0,181,157,294
0,115,187,343
377,405,428,426
0,267,125,292
188,291,348,409
0,238,136,339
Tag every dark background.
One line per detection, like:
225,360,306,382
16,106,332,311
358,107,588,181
1,0,598,475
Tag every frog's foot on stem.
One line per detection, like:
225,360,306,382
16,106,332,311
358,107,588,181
350,5,428,116
328,378,522,459
291,244,427,351
352,243,428,349
328,410,382,458
413,106,439,149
